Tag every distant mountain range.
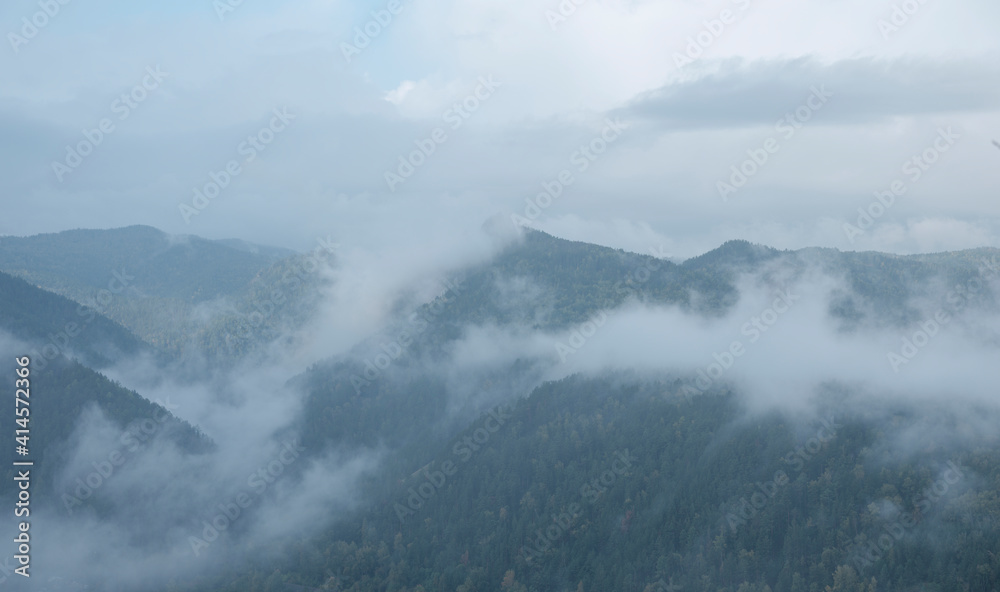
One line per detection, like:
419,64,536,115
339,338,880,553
0,225,333,360
0,225,997,592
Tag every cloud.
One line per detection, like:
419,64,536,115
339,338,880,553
430,252,1000,421
10,345,382,589
619,56,1000,130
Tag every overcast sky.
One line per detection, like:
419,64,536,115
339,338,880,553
2,0,999,259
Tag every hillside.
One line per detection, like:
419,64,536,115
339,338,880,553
202,375,1000,592
1,227,998,592
0,355,211,499
0,269,150,369
0,226,320,357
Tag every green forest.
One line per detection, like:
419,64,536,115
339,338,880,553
187,376,1000,592
0,227,997,592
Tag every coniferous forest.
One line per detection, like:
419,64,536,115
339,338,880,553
0,227,997,591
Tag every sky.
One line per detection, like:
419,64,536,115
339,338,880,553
2,0,999,259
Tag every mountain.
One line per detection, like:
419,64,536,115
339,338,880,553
189,248,336,365
356,230,997,340
0,225,286,302
287,230,1000,463
681,238,782,272
0,226,324,357
0,269,150,369
199,373,1000,592
0,271,209,497
0,356,210,499
2,226,999,592
247,230,1000,592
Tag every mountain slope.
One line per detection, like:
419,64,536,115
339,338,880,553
216,375,1000,592
0,355,210,499
0,226,305,355
296,231,1000,468
0,225,285,302
3,226,997,592
0,269,150,369
0,268,209,503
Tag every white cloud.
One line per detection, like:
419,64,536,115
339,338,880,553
1,0,998,257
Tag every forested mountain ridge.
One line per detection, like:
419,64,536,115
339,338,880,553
242,232,1000,592
2,226,996,364
297,230,999,461
203,375,1000,592
0,271,209,502
1,226,998,592
350,230,998,345
0,226,332,358
222,231,1000,592
0,225,286,303
0,269,150,369
190,247,337,366
0,357,211,499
